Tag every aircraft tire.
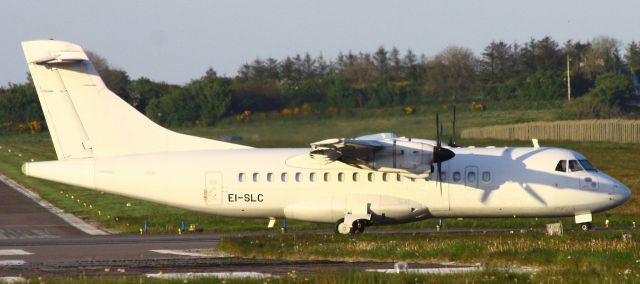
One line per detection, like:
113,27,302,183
335,219,352,235
579,222,592,231
353,220,365,234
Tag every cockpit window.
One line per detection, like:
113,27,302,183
555,160,566,172
568,160,584,172
578,159,598,172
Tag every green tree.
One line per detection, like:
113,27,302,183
144,83,200,127
127,78,171,112
580,36,622,79
0,82,42,125
480,41,515,83
326,76,358,109
188,77,233,125
625,41,640,80
423,46,479,101
368,78,401,107
86,51,132,104
587,72,634,107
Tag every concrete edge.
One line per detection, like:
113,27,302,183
0,174,109,235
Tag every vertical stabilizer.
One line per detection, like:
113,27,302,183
22,40,250,160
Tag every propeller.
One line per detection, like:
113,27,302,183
449,104,459,148
433,113,455,164
433,113,455,194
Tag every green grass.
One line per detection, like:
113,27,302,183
180,104,560,147
215,230,640,283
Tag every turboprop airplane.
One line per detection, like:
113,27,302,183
20,40,630,234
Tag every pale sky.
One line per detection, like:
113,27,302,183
2,0,640,86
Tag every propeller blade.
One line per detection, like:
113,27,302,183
436,113,441,148
449,104,459,147
437,162,442,195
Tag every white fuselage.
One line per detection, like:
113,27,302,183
23,146,630,226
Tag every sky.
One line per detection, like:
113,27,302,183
2,0,640,87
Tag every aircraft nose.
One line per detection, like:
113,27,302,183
613,182,631,204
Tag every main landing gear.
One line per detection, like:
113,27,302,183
335,218,367,235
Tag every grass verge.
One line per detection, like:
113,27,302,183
217,231,640,282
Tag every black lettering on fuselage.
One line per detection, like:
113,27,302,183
227,193,264,203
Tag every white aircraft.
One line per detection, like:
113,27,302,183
20,40,630,234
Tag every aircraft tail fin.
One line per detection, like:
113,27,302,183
22,40,250,160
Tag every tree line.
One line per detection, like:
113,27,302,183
1,36,640,131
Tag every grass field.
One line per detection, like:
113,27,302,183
218,231,640,283
2,105,640,282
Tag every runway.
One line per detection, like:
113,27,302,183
0,177,470,278
0,233,470,277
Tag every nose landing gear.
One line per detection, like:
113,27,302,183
579,222,593,231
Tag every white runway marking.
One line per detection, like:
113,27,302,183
367,267,483,274
0,260,26,266
0,249,32,256
150,249,211,257
146,272,272,279
0,276,27,283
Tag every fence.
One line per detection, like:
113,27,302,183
460,119,640,143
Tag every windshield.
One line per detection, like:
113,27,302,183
568,160,583,172
578,159,598,172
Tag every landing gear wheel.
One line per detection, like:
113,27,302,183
579,222,593,231
335,219,352,235
353,220,365,234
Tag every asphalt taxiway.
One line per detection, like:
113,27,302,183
0,177,471,278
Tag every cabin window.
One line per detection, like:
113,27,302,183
238,173,246,182
467,171,476,183
481,171,491,183
396,174,401,182
267,173,273,182
323,172,330,182
555,160,567,172
338,172,344,182
382,173,388,182
367,172,374,182
281,173,288,182
452,171,461,182
310,172,317,182
569,160,584,172
252,173,260,182
295,172,303,182
353,172,359,182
